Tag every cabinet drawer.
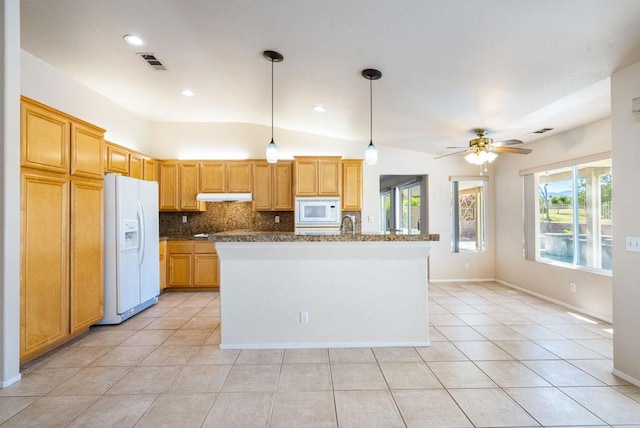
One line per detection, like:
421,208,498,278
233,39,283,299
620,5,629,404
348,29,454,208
194,242,215,253
168,241,192,253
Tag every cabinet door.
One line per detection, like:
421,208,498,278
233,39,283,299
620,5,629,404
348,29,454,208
129,154,145,179
294,159,318,196
69,179,104,333
21,172,70,361
273,161,294,211
159,240,167,290
252,161,273,211
318,159,341,196
105,142,130,175
227,161,252,193
144,158,157,181
193,254,219,287
168,254,192,287
159,162,179,210
179,162,204,211
200,161,226,193
21,100,70,174
71,123,104,179
341,160,363,210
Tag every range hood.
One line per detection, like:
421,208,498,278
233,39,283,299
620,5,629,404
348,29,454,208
196,193,252,202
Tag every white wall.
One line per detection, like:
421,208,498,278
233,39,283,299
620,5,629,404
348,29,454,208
494,118,613,320
0,0,21,387
21,51,151,153
611,60,640,384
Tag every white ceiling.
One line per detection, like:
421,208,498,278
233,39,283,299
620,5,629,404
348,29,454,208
19,0,640,155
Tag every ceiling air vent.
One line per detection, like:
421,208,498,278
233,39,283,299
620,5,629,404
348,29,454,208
533,128,554,134
136,53,167,71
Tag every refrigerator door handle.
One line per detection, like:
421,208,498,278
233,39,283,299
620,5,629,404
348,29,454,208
137,200,145,265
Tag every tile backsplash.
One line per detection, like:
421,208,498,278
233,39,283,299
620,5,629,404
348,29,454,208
159,202,294,237
160,202,361,237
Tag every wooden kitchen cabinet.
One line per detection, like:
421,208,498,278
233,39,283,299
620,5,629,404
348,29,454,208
128,153,145,179
20,171,70,361
21,97,104,179
105,141,129,175
159,240,167,290
252,160,293,211
159,161,205,211
144,158,157,181
200,161,252,193
341,159,363,211
294,156,341,197
20,97,106,363
167,241,219,288
69,179,104,333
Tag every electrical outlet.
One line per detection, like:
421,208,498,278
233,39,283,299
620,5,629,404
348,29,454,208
182,215,188,223
464,262,470,270
368,215,374,223
300,311,309,324
626,236,640,252
275,215,280,223
570,282,577,293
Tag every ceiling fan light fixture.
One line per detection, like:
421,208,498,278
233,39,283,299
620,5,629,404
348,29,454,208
362,68,382,166
465,149,497,165
264,50,284,163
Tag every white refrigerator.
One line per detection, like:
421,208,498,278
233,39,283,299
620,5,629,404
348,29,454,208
98,174,160,324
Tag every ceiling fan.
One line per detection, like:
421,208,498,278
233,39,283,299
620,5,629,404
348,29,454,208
435,129,532,165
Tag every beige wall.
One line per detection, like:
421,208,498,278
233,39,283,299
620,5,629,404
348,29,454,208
494,119,613,321
611,60,640,384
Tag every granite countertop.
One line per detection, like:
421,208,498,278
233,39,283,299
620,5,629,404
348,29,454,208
160,234,211,241
208,230,440,242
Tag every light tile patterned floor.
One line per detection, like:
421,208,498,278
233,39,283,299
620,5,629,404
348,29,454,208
2,281,639,427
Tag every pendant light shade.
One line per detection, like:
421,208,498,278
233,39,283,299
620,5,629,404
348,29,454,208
264,50,283,163
362,68,382,165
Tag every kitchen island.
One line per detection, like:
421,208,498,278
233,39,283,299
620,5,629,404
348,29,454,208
210,231,439,349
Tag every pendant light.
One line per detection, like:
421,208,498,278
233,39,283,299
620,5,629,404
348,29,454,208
362,68,382,165
264,50,283,163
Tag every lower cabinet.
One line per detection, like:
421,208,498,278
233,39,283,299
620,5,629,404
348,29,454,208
159,240,167,290
167,241,219,288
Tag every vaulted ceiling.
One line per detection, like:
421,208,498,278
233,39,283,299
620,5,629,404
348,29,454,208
20,0,640,154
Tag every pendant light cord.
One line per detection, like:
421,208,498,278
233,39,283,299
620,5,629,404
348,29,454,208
369,78,373,143
271,59,274,141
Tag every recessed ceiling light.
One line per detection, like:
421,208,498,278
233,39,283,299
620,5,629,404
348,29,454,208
181,89,195,97
313,105,326,112
123,34,145,46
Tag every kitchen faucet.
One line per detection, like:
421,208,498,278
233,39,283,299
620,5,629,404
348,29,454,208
341,215,356,235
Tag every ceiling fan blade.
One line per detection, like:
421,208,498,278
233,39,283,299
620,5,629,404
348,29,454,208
493,139,524,147
434,149,468,159
446,146,469,149
493,146,532,154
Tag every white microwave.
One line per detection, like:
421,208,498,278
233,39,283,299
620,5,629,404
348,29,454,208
295,197,341,227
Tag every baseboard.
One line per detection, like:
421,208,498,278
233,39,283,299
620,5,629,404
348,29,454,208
429,277,612,324
429,278,496,283
612,368,640,387
0,373,22,388
495,279,612,324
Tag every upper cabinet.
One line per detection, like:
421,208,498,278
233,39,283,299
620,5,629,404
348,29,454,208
252,160,293,211
104,141,157,181
199,161,252,193
341,159,363,211
294,156,341,197
159,160,205,212
21,96,104,179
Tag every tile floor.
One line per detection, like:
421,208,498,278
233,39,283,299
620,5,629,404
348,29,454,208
2,281,640,427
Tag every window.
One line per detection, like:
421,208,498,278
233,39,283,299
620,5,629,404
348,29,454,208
379,175,427,234
523,155,612,272
451,176,487,252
